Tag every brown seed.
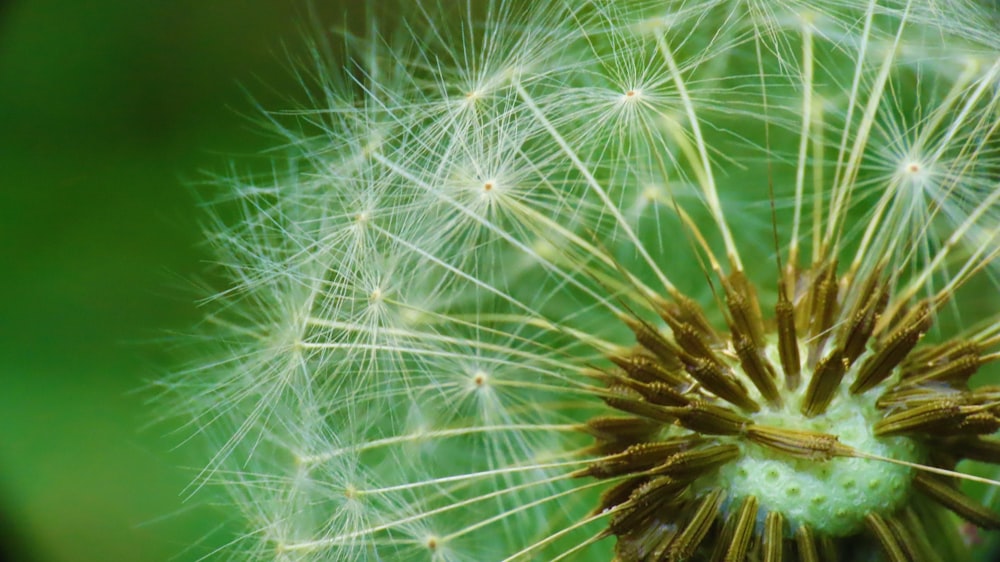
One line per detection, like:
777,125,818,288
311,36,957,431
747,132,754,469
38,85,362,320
608,493,663,536
582,416,661,444
667,401,751,436
730,271,767,345
807,262,841,363
668,488,725,561
900,342,982,385
609,352,686,386
775,295,802,390
902,339,979,371
875,385,949,409
735,333,782,407
851,300,932,394
934,436,1000,463
684,358,760,413
795,525,819,562
897,507,945,562
883,515,926,562
838,281,888,365
616,521,678,562
724,276,766,349
723,496,759,562
874,399,963,436
622,316,684,370
647,526,681,561
912,473,1000,529
601,372,689,407
650,444,741,478
675,322,727,370
708,500,739,562
592,477,647,513
865,513,908,562
631,475,688,500
602,385,677,424
636,381,691,407
746,425,851,461
762,511,785,562
956,411,1000,435
966,385,1000,405
800,350,848,417
584,439,703,478
628,476,689,512
653,292,720,345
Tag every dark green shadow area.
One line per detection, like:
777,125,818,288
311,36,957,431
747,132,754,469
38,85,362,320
0,1,348,560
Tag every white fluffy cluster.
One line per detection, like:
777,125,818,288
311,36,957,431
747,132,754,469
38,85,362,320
170,1,1000,560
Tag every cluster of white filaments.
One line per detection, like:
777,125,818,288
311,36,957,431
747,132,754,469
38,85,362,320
172,1,1000,561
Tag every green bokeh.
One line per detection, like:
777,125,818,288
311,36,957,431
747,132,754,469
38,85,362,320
0,2,346,560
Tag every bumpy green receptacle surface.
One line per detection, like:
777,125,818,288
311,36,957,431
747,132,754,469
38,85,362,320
709,387,922,536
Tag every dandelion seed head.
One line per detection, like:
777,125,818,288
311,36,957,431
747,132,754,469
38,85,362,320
174,0,1000,560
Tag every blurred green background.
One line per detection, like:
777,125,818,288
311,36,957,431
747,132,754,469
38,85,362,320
0,2,349,560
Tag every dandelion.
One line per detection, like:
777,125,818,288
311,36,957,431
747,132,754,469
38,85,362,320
170,1,1000,560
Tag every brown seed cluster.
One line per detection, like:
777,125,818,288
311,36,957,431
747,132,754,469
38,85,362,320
578,262,1000,561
